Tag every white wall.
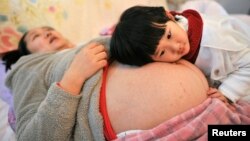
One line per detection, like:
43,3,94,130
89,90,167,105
215,0,250,14
168,0,250,14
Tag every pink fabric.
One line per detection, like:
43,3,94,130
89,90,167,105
0,26,21,55
99,24,116,36
114,98,250,141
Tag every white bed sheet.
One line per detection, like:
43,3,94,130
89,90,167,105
0,98,16,141
0,59,16,141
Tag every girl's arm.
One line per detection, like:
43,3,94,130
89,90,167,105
219,48,250,103
207,87,236,111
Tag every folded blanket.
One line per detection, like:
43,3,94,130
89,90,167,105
114,98,250,141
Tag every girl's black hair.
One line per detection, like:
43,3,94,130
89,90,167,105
110,6,170,66
2,32,30,71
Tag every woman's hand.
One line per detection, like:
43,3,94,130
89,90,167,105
60,43,107,95
207,87,236,111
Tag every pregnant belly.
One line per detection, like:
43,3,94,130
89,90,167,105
106,60,208,134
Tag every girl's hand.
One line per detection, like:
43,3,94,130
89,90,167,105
207,87,236,112
60,43,107,95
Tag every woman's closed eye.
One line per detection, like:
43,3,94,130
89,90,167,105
32,34,40,41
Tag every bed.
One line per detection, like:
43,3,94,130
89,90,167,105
0,99,15,141
0,0,249,140
0,1,168,140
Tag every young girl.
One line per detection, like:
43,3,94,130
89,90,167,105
110,6,250,104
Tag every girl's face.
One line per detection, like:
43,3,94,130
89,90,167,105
25,27,72,53
151,20,190,63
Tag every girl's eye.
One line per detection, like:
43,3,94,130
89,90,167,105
167,30,171,39
160,50,165,56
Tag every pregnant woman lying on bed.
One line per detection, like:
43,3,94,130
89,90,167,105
4,26,250,141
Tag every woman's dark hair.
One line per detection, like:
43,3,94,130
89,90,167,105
2,32,30,71
110,6,170,66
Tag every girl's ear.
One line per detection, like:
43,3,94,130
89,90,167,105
166,11,176,21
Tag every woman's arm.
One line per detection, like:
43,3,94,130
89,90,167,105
60,42,107,95
10,43,107,141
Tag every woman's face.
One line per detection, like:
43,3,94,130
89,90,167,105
151,20,190,63
25,27,72,53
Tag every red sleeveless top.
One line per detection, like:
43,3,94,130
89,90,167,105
100,65,117,140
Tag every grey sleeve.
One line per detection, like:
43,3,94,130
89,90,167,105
13,69,81,141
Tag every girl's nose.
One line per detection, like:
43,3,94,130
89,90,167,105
171,42,179,50
170,42,182,54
